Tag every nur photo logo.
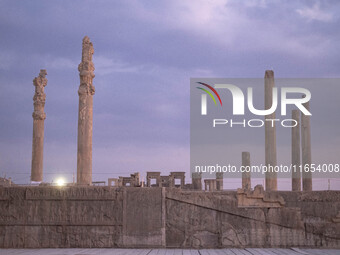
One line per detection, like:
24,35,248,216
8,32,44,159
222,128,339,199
195,80,312,128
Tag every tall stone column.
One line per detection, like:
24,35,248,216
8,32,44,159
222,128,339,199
291,110,301,191
192,172,202,190
77,36,95,185
242,152,251,190
216,172,223,191
301,98,312,191
264,70,277,191
31,70,48,182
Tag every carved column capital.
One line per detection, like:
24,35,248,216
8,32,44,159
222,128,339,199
78,82,95,96
32,70,47,119
32,111,46,120
33,69,47,92
78,36,95,95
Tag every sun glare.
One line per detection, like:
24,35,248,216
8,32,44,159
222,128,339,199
56,178,65,186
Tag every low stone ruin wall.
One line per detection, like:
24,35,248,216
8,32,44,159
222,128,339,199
0,186,339,248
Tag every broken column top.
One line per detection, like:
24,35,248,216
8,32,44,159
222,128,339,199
39,69,47,78
265,70,274,78
78,36,95,78
78,36,95,95
32,69,48,111
33,70,48,89
242,151,250,159
81,36,94,63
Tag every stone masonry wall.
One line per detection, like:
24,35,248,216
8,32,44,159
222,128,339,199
0,187,339,248
166,190,340,248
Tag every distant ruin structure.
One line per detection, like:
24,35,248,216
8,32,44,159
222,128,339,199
192,172,202,190
31,70,48,182
292,110,301,191
146,172,161,187
204,179,217,191
77,36,95,185
108,173,140,187
0,177,13,187
144,171,187,188
216,172,223,191
237,184,285,207
301,97,312,191
160,175,170,187
169,172,185,188
264,70,277,191
242,152,251,190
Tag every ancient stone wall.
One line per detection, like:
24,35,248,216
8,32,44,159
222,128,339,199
0,187,163,248
0,187,339,248
166,190,340,248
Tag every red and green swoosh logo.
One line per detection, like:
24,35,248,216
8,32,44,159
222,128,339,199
196,82,223,106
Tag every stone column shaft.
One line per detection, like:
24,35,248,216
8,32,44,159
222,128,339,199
301,99,312,191
242,152,251,190
77,36,95,185
192,172,202,190
216,172,223,191
31,70,47,182
292,110,301,191
264,70,277,191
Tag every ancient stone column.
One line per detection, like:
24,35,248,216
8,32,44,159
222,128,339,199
264,70,277,191
77,36,95,185
192,172,202,190
216,172,223,191
301,98,312,191
242,152,251,190
291,110,301,191
31,70,48,182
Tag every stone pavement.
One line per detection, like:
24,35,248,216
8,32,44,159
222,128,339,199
0,248,339,255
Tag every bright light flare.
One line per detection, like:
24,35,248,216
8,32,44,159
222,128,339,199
56,178,65,186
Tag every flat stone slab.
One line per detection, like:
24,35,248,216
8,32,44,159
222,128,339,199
0,249,339,255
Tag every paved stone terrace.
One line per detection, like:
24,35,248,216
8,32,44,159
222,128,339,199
0,249,339,255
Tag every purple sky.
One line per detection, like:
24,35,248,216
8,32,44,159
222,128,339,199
0,0,339,190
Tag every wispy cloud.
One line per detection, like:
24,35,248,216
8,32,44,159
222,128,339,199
296,3,333,22
126,0,334,59
47,57,77,70
95,55,142,75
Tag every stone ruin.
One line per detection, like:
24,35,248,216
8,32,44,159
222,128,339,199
0,186,339,248
27,36,314,193
108,172,140,187
0,36,339,249
0,177,13,187
108,171,193,189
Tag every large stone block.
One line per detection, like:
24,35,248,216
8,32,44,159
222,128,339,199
123,187,165,247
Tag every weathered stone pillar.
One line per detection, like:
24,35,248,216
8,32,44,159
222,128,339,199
301,98,312,191
216,172,223,191
31,70,48,182
242,152,251,190
77,36,95,185
192,172,202,190
204,179,216,191
292,110,301,191
264,70,277,191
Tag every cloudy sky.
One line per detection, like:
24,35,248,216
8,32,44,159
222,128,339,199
0,0,339,189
